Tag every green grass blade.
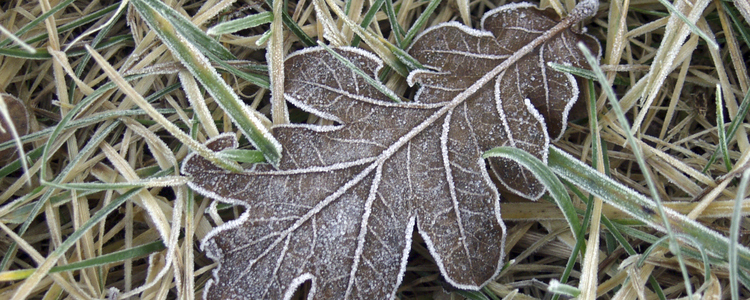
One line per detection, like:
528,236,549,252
702,89,750,173
730,168,750,299
656,0,719,50
0,240,166,280
483,147,582,239
135,0,236,60
319,42,401,102
10,186,142,298
264,0,316,46
0,0,75,47
207,11,273,35
218,149,266,163
384,40,425,71
43,176,187,191
2,120,121,275
0,24,35,53
0,35,132,59
20,3,120,46
548,146,750,271
723,1,750,49
131,0,282,166
548,280,580,297
351,0,386,47
578,42,694,296
383,0,404,47
715,84,732,172
401,0,442,47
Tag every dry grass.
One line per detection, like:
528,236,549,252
0,0,748,299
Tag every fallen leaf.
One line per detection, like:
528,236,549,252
182,2,599,299
408,2,600,198
0,93,30,163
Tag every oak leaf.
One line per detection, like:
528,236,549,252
182,2,599,299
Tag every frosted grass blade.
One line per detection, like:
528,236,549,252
656,0,719,50
136,0,235,60
131,0,282,166
548,146,750,272
0,24,35,53
207,11,273,35
483,147,581,239
715,84,732,171
0,0,75,47
730,169,750,299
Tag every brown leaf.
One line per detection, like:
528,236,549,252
0,93,30,162
182,2,599,299
408,2,600,198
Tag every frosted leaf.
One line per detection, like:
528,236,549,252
408,2,600,199
182,3,599,299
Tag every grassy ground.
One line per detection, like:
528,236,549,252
0,0,749,299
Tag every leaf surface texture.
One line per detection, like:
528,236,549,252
182,3,599,299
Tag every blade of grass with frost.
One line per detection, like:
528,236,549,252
207,11,273,35
263,0,316,46
401,0,442,47
0,108,176,179
255,29,272,46
547,63,629,86
0,121,121,269
579,42,694,297
0,24,35,53
6,121,121,297
0,35,132,59
715,84,732,171
383,0,404,47
318,42,401,103
69,3,125,104
730,169,750,299
131,0,282,166
43,176,187,191
481,287,501,300
564,181,666,298
351,0,385,47
180,72,219,137
218,149,266,164
0,148,42,180
137,0,272,87
483,147,581,239
0,0,75,47
270,0,287,125
382,38,425,71
11,182,154,299
21,3,119,45
638,234,712,286
702,89,750,173
552,79,599,300
86,46,245,173
0,240,166,281
723,2,750,48
39,74,167,179
548,280,580,298
135,0,235,60
547,146,750,271
134,0,271,88
1,189,98,224
656,0,719,50
323,0,409,77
